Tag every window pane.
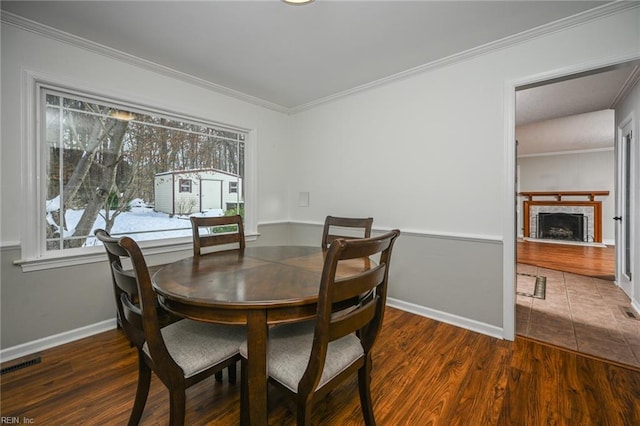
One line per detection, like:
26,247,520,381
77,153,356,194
45,94,60,106
43,88,246,250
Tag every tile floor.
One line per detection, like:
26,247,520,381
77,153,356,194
516,263,640,368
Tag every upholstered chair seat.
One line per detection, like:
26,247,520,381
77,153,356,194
143,320,244,379
240,321,363,392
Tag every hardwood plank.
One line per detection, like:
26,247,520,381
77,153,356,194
2,308,639,425
517,240,615,280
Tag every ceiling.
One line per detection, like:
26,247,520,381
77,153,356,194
2,1,638,155
1,0,615,110
516,66,639,127
516,64,640,155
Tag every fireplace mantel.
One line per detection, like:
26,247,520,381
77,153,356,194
520,191,609,243
520,191,609,202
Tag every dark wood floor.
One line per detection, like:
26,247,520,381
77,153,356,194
517,240,615,280
2,307,639,425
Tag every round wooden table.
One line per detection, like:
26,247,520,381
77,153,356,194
152,245,370,425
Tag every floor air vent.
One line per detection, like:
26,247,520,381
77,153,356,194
619,306,639,320
1,356,41,375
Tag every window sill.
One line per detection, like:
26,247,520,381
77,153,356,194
13,233,259,272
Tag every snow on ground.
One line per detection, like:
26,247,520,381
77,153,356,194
50,198,224,246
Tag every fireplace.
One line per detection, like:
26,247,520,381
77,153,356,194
520,191,609,244
537,212,586,242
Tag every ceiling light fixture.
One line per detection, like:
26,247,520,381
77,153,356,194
109,110,136,121
282,0,314,5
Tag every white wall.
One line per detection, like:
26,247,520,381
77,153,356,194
517,150,615,243
1,6,639,352
286,8,639,332
0,22,291,348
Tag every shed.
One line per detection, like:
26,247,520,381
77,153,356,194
154,168,242,215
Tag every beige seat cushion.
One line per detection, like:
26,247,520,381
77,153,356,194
240,321,363,392
143,319,244,378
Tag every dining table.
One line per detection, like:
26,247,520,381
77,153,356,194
151,245,373,426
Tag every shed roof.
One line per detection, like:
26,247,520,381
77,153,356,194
154,168,240,178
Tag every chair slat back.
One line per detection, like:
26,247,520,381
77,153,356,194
111,264,145,346
333,265,386,304
95,228,141,316
302,229,400,391
190,215,245,255
328,298,378,342
115,237,177,371
95,230,177,373
95,229,128,265
321,216,373,248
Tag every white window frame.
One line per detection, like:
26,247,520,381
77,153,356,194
18,71,257,271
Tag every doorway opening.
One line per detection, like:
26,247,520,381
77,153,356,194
513,60,640,367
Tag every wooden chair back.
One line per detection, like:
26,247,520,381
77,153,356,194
95,230,178,374
300,229,400,396
97,231,243,425
190,215,245,256
95,229,139,328
321,216,373,248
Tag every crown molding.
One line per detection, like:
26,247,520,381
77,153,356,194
289,1,640,114
0,11,289,114
610,65,640,109
2,1,637,115
518,147,614,159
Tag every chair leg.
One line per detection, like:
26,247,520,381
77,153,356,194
240,358,249,426
358,358,376,426
215,370,223,382
228,362,237,384
168,387,186,426
128,355,152,426
296,394,313,426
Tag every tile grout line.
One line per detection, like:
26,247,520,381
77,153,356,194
516,263,639,368
599,280,640,366
562,271,580,352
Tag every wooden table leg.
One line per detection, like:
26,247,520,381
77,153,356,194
246,309,268,426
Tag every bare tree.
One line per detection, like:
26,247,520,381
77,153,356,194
46,97,245,249
65,117,129,247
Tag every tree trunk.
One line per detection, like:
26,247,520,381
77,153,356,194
65,119,129,248
62,116,104,207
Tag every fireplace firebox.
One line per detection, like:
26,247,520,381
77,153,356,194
537,212,586,242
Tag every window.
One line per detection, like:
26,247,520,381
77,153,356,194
179,179,192,193
229,181,238,193
41,86,246,253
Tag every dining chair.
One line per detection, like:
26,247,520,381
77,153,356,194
190,215,244,383
240,229,400,425
190,214,245,255
95,229,179,332
95,231,245,426
321,215,374,248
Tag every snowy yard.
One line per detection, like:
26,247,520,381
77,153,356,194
47,197,224,246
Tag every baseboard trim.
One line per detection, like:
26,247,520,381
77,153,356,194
0,318,117,363
387,297,505,340
1,300,507,363
522,237,608,248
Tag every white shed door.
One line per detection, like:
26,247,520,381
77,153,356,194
200,179,223,210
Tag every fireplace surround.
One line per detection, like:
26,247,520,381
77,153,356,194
520,191,609,243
